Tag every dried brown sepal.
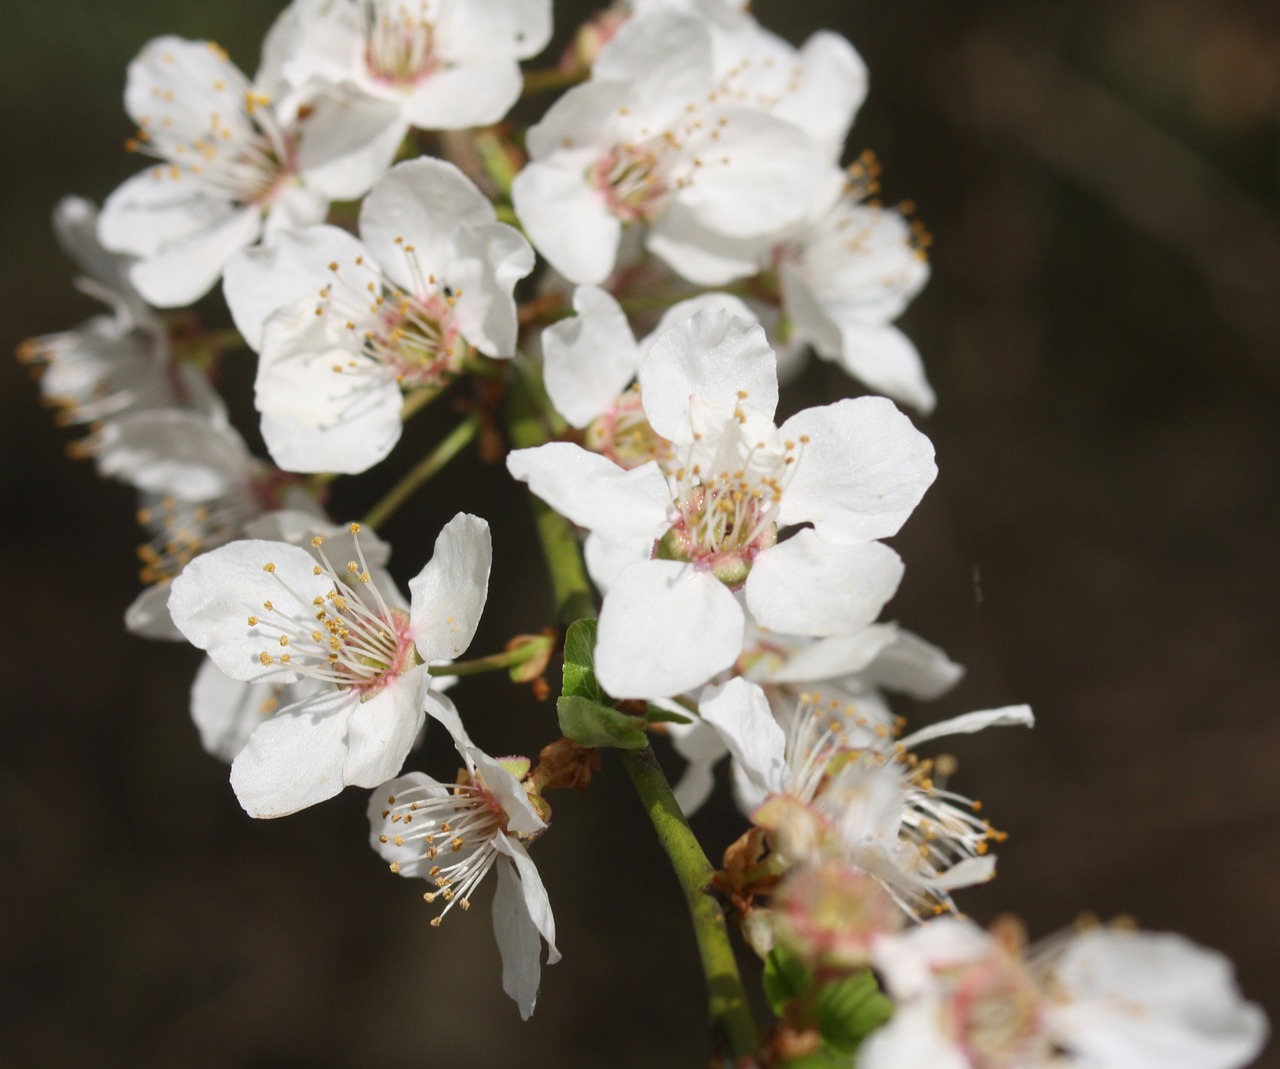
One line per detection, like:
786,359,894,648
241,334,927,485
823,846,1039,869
712,826,779,916
528,737,602,795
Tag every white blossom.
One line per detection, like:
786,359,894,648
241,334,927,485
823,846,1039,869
512,10,828,286
98,36,395,307
865,917,1268,1069
223,158,532,473
168,512,491,817
369,691,558,1019
508,310,935,698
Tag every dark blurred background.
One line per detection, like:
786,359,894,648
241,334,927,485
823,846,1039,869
3,1,1279,1066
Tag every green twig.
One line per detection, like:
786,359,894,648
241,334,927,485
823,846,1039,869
622,746,761,1060
521,66,587,95
426,638,551,678
363,415,480,530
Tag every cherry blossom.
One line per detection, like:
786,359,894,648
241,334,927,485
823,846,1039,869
223,158,532,473
168,512,491,816
369,691,558,1019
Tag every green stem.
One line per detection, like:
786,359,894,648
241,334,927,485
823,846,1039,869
521,66,587,95
503,364,593,625
622,747,761,1060
363,415,480,530
426,639,550,678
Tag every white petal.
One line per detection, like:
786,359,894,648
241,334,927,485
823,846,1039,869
669,106,825,237
223,225,369,350
779,396,937,543
124,584,184,641
359,157,493,289
638,309,779,438
898,705,1035,750
699,678,789,796
745,533,904,637
765,624,900,684
190,657,272,763
469,749,544,836
296,90,406,198
407,513,492,662
645,208,770,286
542,286,641,428
511,157,622,285
129,203,264,308
433,0,552,60
95,409,249,499
595,561,744,699
667,716,728,815
256,304,405,474
342,666,428,787
168,539,332,683
833,324,936,415
506,444,671,545
857,629,964,700
229,687,356,817
873,915,994,999
446,221,534,356
402,58,522,130
491,840,559,1020
1046,929,1269,1069
859,1001,972,1069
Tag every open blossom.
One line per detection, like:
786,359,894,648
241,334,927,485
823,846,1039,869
864,917,1268,1069
700,677,1033,915
168,512,491,817
223,158,533,474
773,166,936,412
186,511,394,763
508,309,935,698
669,614,963,814
98,36,396,308
370,692,558,1019
512,9,828,286
265,0,552,142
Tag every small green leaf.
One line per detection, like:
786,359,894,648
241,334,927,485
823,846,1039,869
557,695,648,750
763,945,814,1015
815,970,893,1056
561,618,604,701
645,704,693,726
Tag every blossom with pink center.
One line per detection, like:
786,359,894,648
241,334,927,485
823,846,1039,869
511,9,828,286
864,917,1268,1069
370,691,558,1019
507,308,935,698
264,0,551,145
168,512,492,817
223,158,533,473
97,36,396,308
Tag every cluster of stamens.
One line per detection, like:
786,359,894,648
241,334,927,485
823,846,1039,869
657,396,804,585
377,776,508,925
315,243,465,391
585,385,672,470
136,493,249,585
253,524,415,695
361,0,440,86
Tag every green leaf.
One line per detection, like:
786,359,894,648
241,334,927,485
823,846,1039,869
814,970,893,1056
645,704,693,725
561,618,604,701
763,945,813,1016
557,695,648,750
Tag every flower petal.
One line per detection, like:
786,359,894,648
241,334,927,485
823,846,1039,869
699,678,789,796
407,513,492,662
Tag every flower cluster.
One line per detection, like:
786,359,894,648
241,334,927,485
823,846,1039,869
20,0,1267,1062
